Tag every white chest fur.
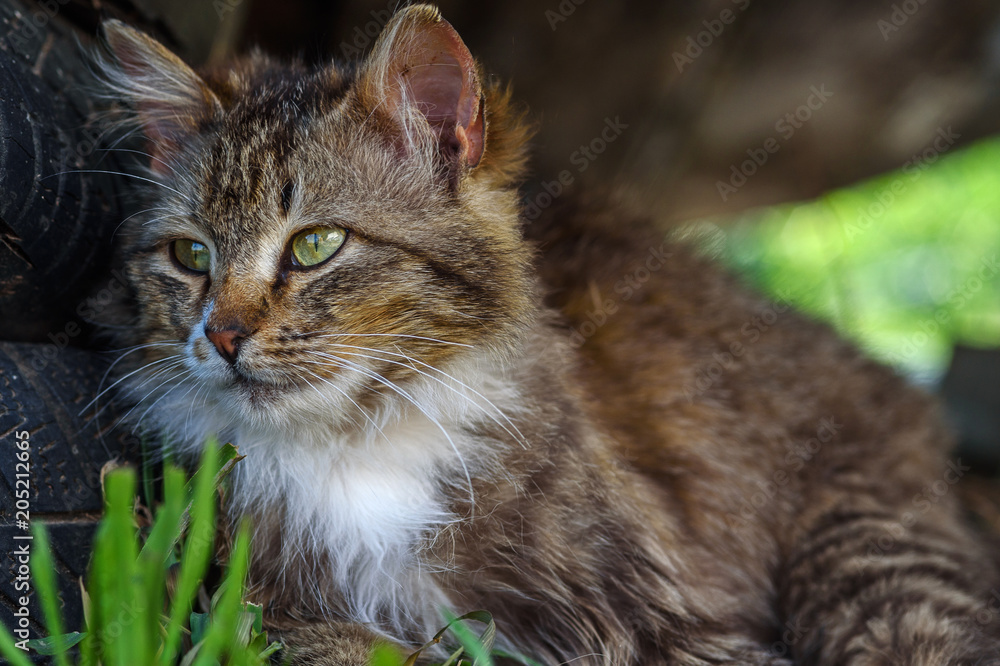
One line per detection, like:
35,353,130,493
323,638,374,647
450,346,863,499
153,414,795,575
229,413,461,630
136,350,524,637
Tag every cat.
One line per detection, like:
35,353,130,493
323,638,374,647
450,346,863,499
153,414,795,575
98,5,1000,665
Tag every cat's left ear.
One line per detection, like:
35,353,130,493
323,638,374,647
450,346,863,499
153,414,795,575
359,5,485,182
101,20,221,177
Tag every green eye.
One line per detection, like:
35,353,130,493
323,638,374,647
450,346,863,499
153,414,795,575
172,239,210,272
291,226,347,267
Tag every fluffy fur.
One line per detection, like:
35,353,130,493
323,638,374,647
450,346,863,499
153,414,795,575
99,6,1000,665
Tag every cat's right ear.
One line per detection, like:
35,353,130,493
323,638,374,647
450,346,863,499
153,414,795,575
101,20,221,176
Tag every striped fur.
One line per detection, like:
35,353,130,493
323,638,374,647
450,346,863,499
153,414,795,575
100,6,1000,665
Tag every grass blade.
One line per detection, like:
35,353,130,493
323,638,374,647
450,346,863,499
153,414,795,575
28,523,72,666
139,463,187,658
0,622,34,666
161,440,220,665
97,469,143,666
441,610,495,666
192,521,250,665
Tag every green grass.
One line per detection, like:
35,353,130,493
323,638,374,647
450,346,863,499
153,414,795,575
692,133,1000,384
0,440,281,666
0,439,536,666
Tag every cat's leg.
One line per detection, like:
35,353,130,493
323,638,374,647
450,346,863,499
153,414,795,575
779,504,1000,665
278,622,403,666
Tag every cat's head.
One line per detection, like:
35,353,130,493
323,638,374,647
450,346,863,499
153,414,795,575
100,5,535,446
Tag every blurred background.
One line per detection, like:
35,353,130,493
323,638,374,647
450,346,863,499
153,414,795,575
3,0,1000,642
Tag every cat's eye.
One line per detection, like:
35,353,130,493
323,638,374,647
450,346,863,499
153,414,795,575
290,226,347,268
172,239,211,273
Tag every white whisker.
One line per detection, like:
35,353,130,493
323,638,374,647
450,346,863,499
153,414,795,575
44,169,191,200
319,343,528,450
308,333,473,348
303,351,476,512
298,365,388,442
81,352,185,415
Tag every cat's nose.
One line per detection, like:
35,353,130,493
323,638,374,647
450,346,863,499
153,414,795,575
205,327,247,365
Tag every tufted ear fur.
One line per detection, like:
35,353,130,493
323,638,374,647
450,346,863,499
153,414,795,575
101,20,221,176
358,5,485,184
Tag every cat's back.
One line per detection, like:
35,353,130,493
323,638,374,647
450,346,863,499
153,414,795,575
528,198,955,549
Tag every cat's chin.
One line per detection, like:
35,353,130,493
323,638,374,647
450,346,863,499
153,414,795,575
227,372,290,407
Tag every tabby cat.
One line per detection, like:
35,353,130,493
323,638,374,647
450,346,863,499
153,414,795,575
100,5,1000,664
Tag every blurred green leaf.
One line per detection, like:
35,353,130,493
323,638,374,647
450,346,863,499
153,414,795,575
704,133,1000,382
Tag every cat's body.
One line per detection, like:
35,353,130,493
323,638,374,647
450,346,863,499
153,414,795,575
100,6,1000,664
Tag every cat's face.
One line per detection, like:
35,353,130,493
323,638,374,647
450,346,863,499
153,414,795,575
103,7,533,441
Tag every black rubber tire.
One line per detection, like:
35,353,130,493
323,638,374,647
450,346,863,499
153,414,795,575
0,0,132,342
0,342,138,658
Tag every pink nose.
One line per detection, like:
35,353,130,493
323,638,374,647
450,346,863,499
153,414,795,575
205,327,246,364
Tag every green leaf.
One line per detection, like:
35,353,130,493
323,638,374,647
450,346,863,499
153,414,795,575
256,639,283,659
140,433,156,511
441,610,495,666
192,520,251,665
190,612,210,646
162,440,220,666
25,632,86,655
0,621,34,666
139,463,187,659
371,643,407,666
28,523,72,666
91,468,143,666
246,602,264,634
